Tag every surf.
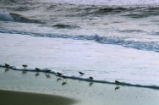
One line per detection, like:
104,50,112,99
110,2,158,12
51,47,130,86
0,12,42,23
1,29,159,52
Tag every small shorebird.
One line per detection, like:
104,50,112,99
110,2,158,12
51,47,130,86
89,76,93,80
4,63,10,68
79,72,84,75
56,78,62,82
45,70,51,73
22,64,28,69
115,80,120,84
62,81,67,86
35,67,40,71
35,72,39,77
115,86,120,90
89,82,93,86
57,72,62,76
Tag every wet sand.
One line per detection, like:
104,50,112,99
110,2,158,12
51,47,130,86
0,67,159,105
0,89,76,105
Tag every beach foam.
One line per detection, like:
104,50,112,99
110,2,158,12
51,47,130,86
1,0,159,90
0,33,159,87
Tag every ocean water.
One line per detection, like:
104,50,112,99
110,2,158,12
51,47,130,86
1,0,159,88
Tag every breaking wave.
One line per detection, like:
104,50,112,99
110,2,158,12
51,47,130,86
0,12,42,23
1,29,159,52
53,24,80,29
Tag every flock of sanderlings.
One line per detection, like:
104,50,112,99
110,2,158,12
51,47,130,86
1,63,120,90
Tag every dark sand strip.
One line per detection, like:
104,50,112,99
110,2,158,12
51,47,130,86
0,89,76,105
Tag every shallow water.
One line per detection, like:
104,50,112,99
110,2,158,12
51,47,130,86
0,68,159,105
0,0,159,87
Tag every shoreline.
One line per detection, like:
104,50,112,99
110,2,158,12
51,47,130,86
1,32,159,90
0,67,159,105
0,65,159,90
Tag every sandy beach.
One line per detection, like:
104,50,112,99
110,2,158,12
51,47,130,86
0,67,159,105
1,0,159,105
